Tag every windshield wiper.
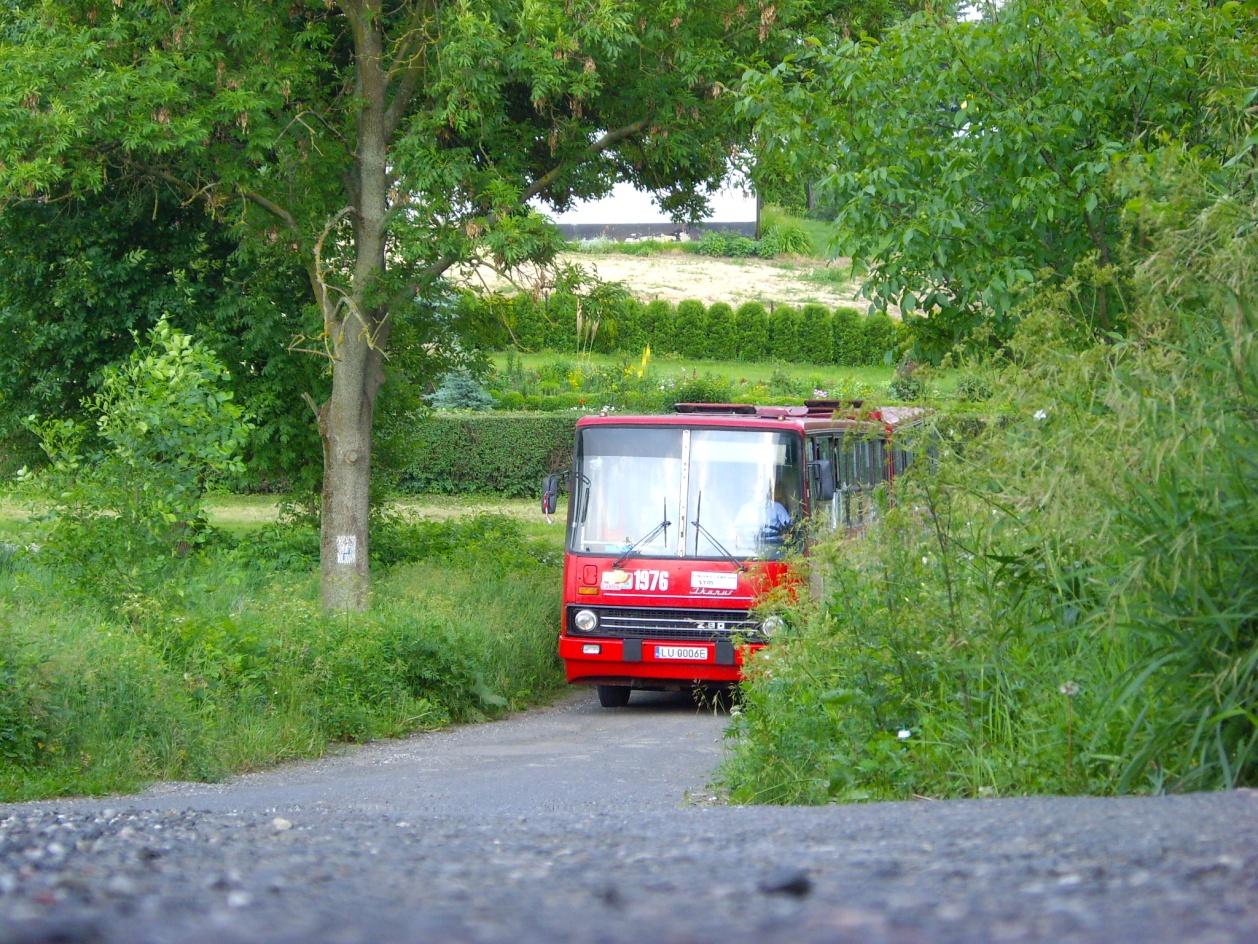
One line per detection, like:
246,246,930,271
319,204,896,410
691,491,746,572
613,497,671,568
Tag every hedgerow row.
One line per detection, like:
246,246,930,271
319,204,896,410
460,292,906,367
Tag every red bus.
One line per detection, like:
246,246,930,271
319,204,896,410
544,400,927,707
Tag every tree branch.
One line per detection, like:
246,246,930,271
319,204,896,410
242,189,300,232
521,119,651,203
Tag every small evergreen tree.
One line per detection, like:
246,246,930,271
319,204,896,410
768,305,801,362
798,303,833,364
674,300,708,359
831,306,863,366
704,302,737,360
642,299,676,354
734,301,770,360
427,369,496,411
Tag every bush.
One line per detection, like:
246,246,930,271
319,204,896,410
734,302,770,360
887,357,925,400
380,413,576,497
757,220,813,257
641,299,676,355
426,369,496,411
696,230,759,258
955,374,994,402
21,319,252,586
798,303,833,364
767,305,800,362
831,306,863,366
674,299,708,359
672,373,734,404
704,302,737,360
860,311,902,366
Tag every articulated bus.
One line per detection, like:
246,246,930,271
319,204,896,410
544,400,927,707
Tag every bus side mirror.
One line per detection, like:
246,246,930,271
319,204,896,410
810,459,836,501
541,472,566,517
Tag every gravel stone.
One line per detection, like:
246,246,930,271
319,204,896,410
1,692,1255,944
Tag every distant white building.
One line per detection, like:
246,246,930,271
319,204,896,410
536,178,758,242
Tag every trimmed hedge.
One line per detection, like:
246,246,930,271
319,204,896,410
459,291,908,366
381,413,576,497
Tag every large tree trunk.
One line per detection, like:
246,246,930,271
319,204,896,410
320,0,389,612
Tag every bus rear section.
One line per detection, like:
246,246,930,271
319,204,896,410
552,402,925,707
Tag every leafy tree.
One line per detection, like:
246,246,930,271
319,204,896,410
0,190,322,482
741,0,1253,340
0,1,821,610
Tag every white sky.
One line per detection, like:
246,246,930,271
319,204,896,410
538,177,757,225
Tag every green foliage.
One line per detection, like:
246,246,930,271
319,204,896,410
380,413,576,497
954,374,993,402
741,0,1255,337
642,300,677,355
0,513,563,799
0,192,323,484
797,303,833,364
757,219,813,257
861,312,902,366
696,230,759,258
426,369,496,411
672,373,734,404
704,302,737,361
767,305,800,362
832,306,864,366
21,320,251,586
723,81,1258,800
734,301,770,360
674,300,709,359
886,357,924,400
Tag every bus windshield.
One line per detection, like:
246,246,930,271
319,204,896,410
570,426,803,560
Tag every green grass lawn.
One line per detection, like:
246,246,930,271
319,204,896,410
489,350,961,397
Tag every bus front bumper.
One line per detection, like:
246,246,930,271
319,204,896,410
558,633,763,686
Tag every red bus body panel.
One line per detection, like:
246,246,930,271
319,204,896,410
556,403,925,691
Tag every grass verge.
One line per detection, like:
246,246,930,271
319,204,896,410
0,510,566,801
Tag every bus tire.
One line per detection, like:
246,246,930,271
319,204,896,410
597,685,631,708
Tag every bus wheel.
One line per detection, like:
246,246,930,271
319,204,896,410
597,685,631,708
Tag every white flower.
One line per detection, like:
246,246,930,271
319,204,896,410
1059,681,1080,697
897,728,912,740
1034,409,1048,421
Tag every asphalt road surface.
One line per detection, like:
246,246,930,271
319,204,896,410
1,691,1255,944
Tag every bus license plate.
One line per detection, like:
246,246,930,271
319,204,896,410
656,645,708,661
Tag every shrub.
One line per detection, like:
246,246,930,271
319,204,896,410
22,319,251,583
734,302,770,360
955,374,994,402
426,369,496,411
767,305,801,362
616,298,648,355
674,299,708,359
380,413,576,497
887,357,925,400
641,299,676,354
757,220,813,257
704,302,737,360
798,303,834,364
831,306,863,366
861,311,902,366
673,373,734,404
696,230,758,258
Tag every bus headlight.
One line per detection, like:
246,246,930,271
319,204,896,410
760,615,786,637
574,609,599,632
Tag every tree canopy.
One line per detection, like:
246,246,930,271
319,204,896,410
0,0,838,608
740,0,1257,349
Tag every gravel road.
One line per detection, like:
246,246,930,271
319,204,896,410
2,691,1255,944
